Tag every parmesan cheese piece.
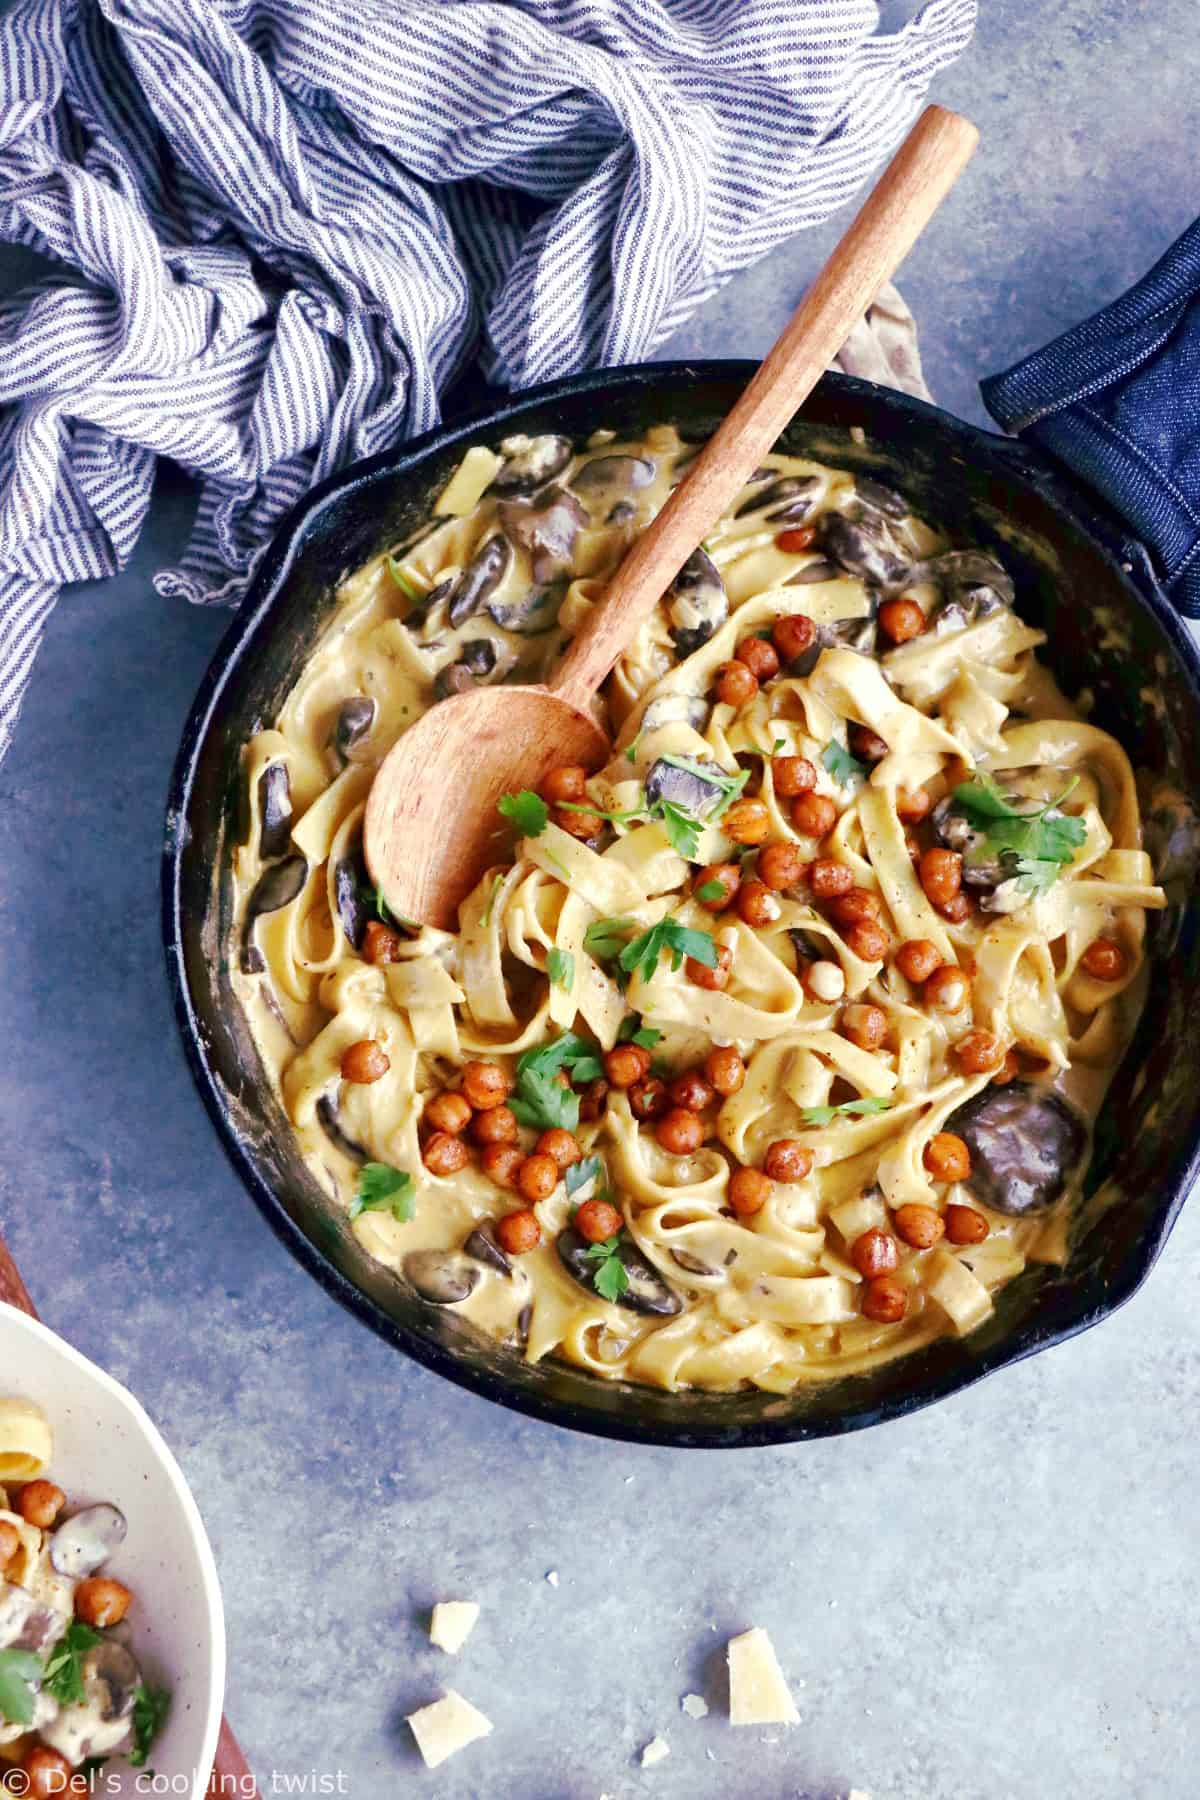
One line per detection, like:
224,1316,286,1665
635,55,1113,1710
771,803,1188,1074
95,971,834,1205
681,1693,709,1719
406,1691,493,1769
429,1601,480,1655
641,1736,670,1766
727,1627,799,1727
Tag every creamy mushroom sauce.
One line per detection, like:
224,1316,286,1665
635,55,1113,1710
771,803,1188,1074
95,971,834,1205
231,425,1165,1394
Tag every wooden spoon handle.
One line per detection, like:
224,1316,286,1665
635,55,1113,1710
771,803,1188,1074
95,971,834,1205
549,103,978,714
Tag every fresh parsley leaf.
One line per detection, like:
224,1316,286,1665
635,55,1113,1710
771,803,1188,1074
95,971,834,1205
350,1162,415,1222
0,1649,42,1727
565,1154,604,1198
547,947,575,991
129,1684,171,1768
772,736,787,753
375,884,392,923
497,789,549,838
480,872,504,929
617,1015,662,1049
386,555,423,603
952,774,1087,894
822,739,867,785
511,1032,604,1131
585,1234,630,1303
800,1096,892,1127
43,1621,101,1707
555,799,644,826
619,918,717,985
695,879,726,903
653,797,702,860
584,917,635,962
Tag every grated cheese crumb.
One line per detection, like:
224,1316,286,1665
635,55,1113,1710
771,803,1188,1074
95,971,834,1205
727,1626,799,1727
406,1691,493,1769
641,1736,670,1767
545,1569,559,1587
681,1694,709,1719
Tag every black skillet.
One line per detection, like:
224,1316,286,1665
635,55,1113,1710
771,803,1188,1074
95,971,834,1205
163,364,1200,1447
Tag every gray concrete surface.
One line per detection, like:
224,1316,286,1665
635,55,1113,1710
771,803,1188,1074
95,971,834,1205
2,3,1199,1795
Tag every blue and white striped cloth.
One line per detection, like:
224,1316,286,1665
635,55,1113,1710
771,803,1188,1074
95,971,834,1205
0,0,975,760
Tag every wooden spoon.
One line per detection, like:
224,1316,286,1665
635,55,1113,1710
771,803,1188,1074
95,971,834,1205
365,104,978,930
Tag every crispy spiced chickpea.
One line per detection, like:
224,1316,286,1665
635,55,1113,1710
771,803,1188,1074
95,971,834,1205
629,1075,669,1121
516,1152,559,1202
729,1167,772,1217
946,1203,990,1246
808,856,854,898
829,886,883,927
771,754,817,798
772,612,818,663
1081,937,1129,981
694,862,741,911
923,963,968,1014
540,764,587,805
840,1003,888,1051
714,659,759,707
471,1104,518,1146
423,1131,470,1176
340,1038,390,1084
424,1090,472,1136
763,1139,813,1183
895,938,942,984
736,879,781,927
481,1143,524,1190
553,803,604,841
497,1208,542,1254
849,724,889,765
0,1520,20,1571
791,791,837,840
842,919,889,961
22,1748,78,1800
722,797,771,845
775,525,817,554
704,1046,746,1096
938,890,973,924
924,1132,972,1183
894,1203,946,1249
688,943,733,990
17,1480,65,1529
75,1576,132,1630
656,1108,706,1155
669,1070,715,1113
896,785,933,824
992,1048,1020,1087
461,1058,512,1110
862,1274,908,1323
736,634,781,682
575,1198,624,1245
803,959,846,1004
362,919,404,964
878,597,927,644
758,840,806,890
955,1029,1006,1075
919,846,962,910
604,1042,651,1089
851,1228,899,1279
537,1127,582,1171
579,1077,609,1122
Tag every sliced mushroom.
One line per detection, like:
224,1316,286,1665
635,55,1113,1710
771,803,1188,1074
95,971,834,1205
331,695,376,763
853,476,909,519
41,1640,141,1766
569,454,656,523
0,1581,66,1653
487,584,563,636
821,514,910,589
83,1640,140,1723
464,1220,512,1276
447,535,512,627
402,576,455,637
670,1247,723,1279
919,549,1015,618
459,639,498,677
644,755,727,819
557,1228,683,1317
50,1504,127,1579
316,1092,368,1163
404,1250,481,1305
734,476,818,521
334,852,371,950
257,763,292,858
640,692,710,735
786,558,840,586
946,1081,1087,1216
490,434,573,497
239,855,307,973
666,547,727,659
498,484,588,584
433,661,478,701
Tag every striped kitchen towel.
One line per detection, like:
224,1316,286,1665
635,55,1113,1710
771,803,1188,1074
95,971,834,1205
0,0,976,760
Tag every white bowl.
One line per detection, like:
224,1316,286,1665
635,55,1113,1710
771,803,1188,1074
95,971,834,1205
0,1306,225,1796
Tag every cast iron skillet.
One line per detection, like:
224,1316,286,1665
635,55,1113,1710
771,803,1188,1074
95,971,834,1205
163,363,1200,1447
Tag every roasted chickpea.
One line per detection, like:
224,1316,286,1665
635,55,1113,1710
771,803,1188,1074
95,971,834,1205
736,634,781,682
895,938,942,984
923,963,968,1013
722,797,771,845
481,1144,524,1190
540,764,587,805
849,724,889,764
604,1042,651,1089
629,1075,669,1121
575,1198,624,1245
655,1108,706,1155
878,597,927,643
772,612,818,663
829,886,883,926
0,1521,20,1570
763,1139,813,1183
729,1167,772,1217
688,943,733,990
22,1748,78,1800
736,879,781,927
851,1228,899,1279
362,919,405,964
704,1046,746,1096
894,1202,946,1249
516,1152,560,1202
17,1480,65,1528
919,846,962,909
1081,937,1128,981
862,1274,908,1323
424,1090,472,1136
579,1077,609,1122
840,1003,888,1050
75,1576,132,1630
471,1104,519,1146
694,862,741,911
758,840,806,890
669,1070,715,1113
771,755,817,798
714,659,759,707
496,1207,542,1253
895,785,933,823
553,803,604,840
775,525,817,554
461,1058,512,1110
842,919,889,961
924,1132,972,1182
340,1038,390,1084
537,1127,582,1171
954,1029,1006,1074
791,791,837,839
423,1131,471,1176
992,1048,1020,1087
938,890,973,924
945,1203,990,1246
808,856,854,898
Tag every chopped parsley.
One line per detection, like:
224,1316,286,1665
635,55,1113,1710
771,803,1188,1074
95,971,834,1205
555,799,644,826
624,732,643,765
565,1153,605,1198
130,1684,171,1768
0,1649,42,1727
584,916,636,963
547,947,575,991
350,1162,415,1222
586,1234,630,1303
386,555,423,603
821,739,868,785
511,1032,604,1132
43,1621,101,1707
800,1096,892,1127
480,872,504,928
617,1015,662,1049
651,797,702,859
619,918,717,986
497,789,549,838
952,772,1087,895
695,878,726,903
772,736,787,753
657,754,750,822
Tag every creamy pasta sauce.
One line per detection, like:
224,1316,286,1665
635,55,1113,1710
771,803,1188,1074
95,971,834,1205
231,425,1165,1394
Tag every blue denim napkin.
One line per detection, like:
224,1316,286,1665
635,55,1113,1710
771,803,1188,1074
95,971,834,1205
982,218,1200,619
